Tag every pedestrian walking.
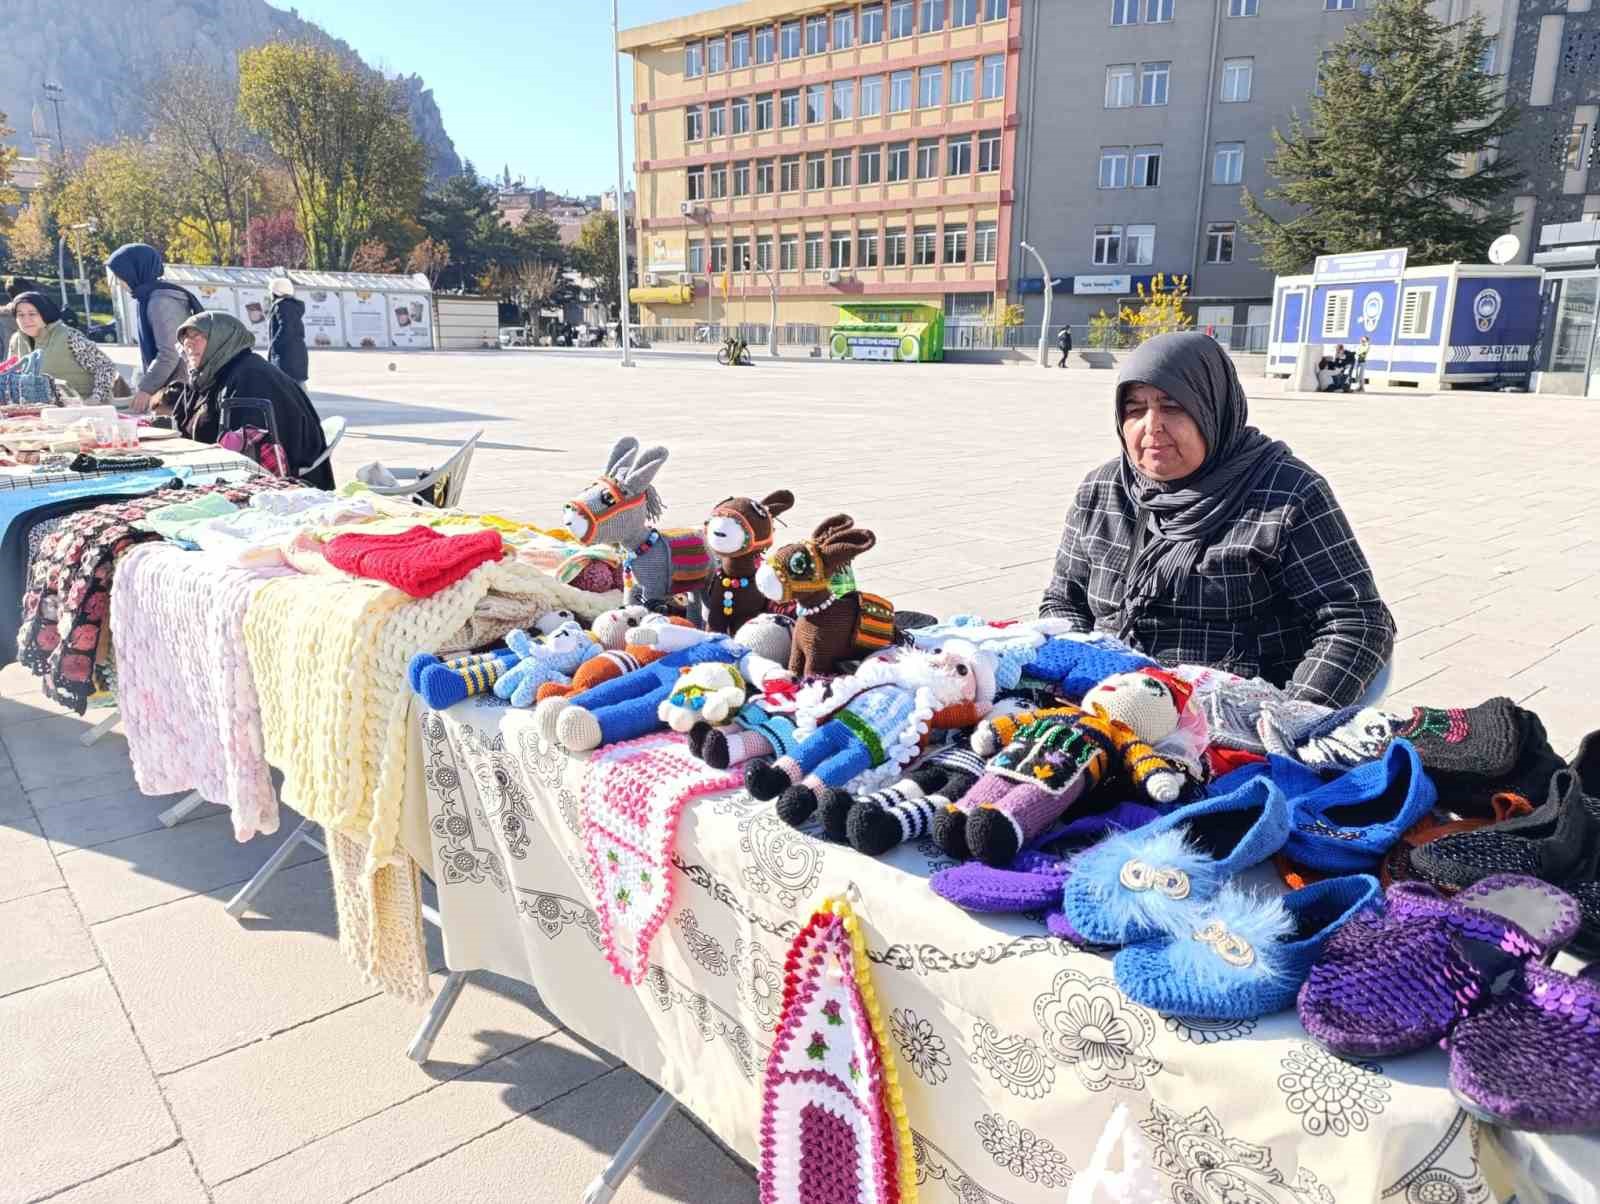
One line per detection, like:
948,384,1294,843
1057,324,1073,368
267,277,309,385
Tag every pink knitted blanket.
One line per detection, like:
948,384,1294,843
111,545,291,841
580,733,738,985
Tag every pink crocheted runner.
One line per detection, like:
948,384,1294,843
581,733,738,986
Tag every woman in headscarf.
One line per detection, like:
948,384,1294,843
5,291,121,403
1039,331,1393,707
106,243,202,413
168,311,335,490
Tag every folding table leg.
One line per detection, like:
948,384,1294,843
157,790,210,828
80,709,120,747
406,970,469,1063
583,1091,677,1204
224,818,320,919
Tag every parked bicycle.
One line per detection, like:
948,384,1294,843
716,334,752,366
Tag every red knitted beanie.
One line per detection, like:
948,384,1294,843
324,526,505,597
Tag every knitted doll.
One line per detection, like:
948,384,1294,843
702,491,794,635
409,610,581,710
936,669,1194,867
834,743,989,855
689,680,804,770
755,514,894,677
561,436,710,617
493,620,604,707
533,610,697,704
746,642,998,829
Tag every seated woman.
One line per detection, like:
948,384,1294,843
1040,331,1393,708
168,311,335,490
5,292,121,404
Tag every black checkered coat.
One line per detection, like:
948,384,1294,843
1039,456,1394,707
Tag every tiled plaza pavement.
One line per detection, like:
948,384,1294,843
2,348,1594,1202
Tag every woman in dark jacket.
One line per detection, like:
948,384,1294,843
170,311,334,490
267,277,309,383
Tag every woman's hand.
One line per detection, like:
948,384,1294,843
128,390,152,414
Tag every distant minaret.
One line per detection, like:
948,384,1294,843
30,103,50,158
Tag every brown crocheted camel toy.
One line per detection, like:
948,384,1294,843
755,514,894,677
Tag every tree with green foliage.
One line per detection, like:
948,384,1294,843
238,42,427,270
0,112,19,243
416,165,501,290
574,212,633,317
1243,0,1521,274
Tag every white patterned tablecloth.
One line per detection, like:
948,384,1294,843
418,695,1498,1204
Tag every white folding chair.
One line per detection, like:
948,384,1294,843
300,415,347,479
359,430,483,509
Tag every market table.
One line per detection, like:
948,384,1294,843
417,693,1503,1204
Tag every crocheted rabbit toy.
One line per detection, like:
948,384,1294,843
703,491,795,635
562,436,711,618
409,610,581,710
755,514,894,677
747,641,998,830
493,620,604,707
935,668,1195,867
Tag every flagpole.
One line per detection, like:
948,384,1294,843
612,0,635,368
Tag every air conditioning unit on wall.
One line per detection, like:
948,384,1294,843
823,268,842,285
680,201,701,218
644,272,660,286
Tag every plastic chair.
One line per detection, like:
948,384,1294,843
299,415,347,479
1359,660,1394,707
359,430,483,509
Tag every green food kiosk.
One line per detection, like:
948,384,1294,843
828,301,945,363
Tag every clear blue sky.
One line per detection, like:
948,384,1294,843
266,1,710,194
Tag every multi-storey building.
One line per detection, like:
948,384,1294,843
619,0,1020,330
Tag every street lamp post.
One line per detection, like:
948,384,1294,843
1019,240,1052,369
57,221,95,319
753,266,780,358
610,0,636,368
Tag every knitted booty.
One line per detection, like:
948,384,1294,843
931,855,1071,913
932,806,972,861
744,757,797,803
1396,697,1520,778
1261,703,1396,768
533,696,570,746
816,787,857,842
968,778,1083,868
414,648,518,710
1426,707,1565,817
686,721,713,759
774,783,818,828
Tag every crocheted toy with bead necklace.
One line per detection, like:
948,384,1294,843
561,436,711,618
936,668,1194,867
703,491,795,635
759,895,917,1204
756,514,893,678
580,733,740,985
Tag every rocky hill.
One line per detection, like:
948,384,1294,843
2,0,462,180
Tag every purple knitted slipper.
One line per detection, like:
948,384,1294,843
1448,961,1600,1133
1297,874,1580,1058
930,853,1070,913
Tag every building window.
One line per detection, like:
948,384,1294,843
954,0,979,25
834,9,856,47
975,220,998,263
780,20,801,58
755,25,775,63
914,225,938,265
806,154,826,190
1093,224,1123,265
830,231,852,268
1140,61,1169,106
687,168,705,200
861,75,884,115
1321,288,1351,337
986,0,1008,15
978,129,1001,172
890,70,914,112
685,42,704,77
805,231,824,269
887,140,911,181
1213,141,1244,184
686,106,704,141
1478,42,1497,74
832,78,855,120
862,4,885,42
1148,0,1174,16
731,31,750,66
807,84,827,123
780,234,798,271
832,148,853,187
920,65,945,108
1205,221,1236,264
780,89,800,126
885,227,908,266
1106,64,1136,108
710,241,728,273
688,242,706,273
859,230,879,267
756,158,775,192
920,0,944,32
707,37,726,72
1220,57,1252,102
806,14,828,53
1132,145,1162,187
1398,286,1436,338
859,145,882,183
755,236,772,271
890,0,915,38
981,54,1005,99
944,227,968,264
780,154,801,191
1326,0,1354,9
755,93,774,130
732,237,750,270
1126,224,1155,265
950,59,977,104
1568,123,1589,170
709,164,728,199
948,134,973,175
1111,0,1138,24
1229,0,1258,13
916,139,941,178
731,98,750,134
732,162,750,196
1098,147,1129,188
708,103,726,137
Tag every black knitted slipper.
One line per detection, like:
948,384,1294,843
1411,770,1597,891
1430,708,1567,819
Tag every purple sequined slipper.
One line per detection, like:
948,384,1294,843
1448,961,1600,1132
1297,874,1580,1058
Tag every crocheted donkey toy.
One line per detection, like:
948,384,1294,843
755,514,894,677
562,436,711,617
936,668,1195,867
702,491,795,635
